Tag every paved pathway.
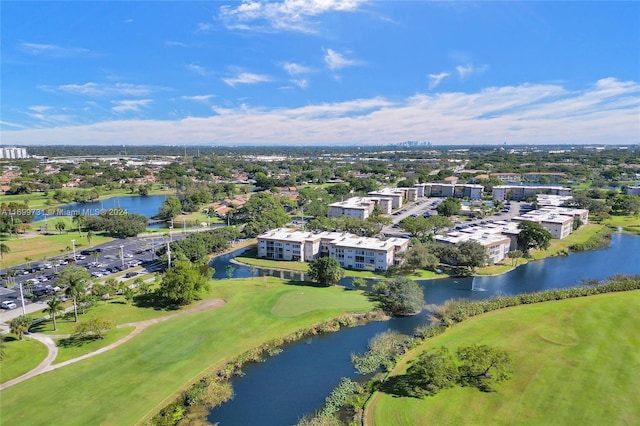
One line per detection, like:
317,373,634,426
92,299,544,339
0,298,225,390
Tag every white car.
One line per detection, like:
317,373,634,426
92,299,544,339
1,300,17,310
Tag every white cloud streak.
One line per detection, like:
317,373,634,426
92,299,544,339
456,63,488,79
112,99,152,114
19,42,90,57
181,95,215,103
223,72,272,87
282,62,312,76
324,49,360,70
219,0,365,33
4,78,638,146
428,72,450,89
40,82,158,97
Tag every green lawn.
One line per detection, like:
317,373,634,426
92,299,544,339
367,291,640,426
270,286,372,317
0,231,112,268
0,277,375,425
529,223,605,259
0,335,49,383
53,327,135,364
603,215,640,235
29,296,174,336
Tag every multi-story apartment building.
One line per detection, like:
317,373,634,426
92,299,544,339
257,228,409,271
327,196,394,219
492,185,572,201
413,183,483,200
435,229,512,264
0,147,28,159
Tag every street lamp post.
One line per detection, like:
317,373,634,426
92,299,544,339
71,239,77,261
169,226,173,241
166,241,171,268
182,218,186,234
119,245,125,268
19,281,26,315
151,238,156,260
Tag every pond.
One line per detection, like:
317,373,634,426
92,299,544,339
208,233,640,425
34,195,168,222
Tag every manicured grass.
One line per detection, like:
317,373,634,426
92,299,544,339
0,277,375,425
29,297,174,336
0,231,112,268
271,286,372,317
530,223,605,259
0,335,49,383
476,262,516,276
367,291,640,426
603,215,640,235
53,327,135,364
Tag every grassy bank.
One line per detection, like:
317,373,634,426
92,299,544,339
0,336,48,383
603,214,640,235
0,277,374,425
366,291,640,426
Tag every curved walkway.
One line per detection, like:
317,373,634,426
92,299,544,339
0,298,225,390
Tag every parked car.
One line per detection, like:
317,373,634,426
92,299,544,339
124,272,139,278
1,300,18,309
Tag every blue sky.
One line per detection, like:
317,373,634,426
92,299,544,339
1,1,639,146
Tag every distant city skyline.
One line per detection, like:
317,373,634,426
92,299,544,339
1,1,639,146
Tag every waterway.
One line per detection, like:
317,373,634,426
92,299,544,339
34,194,167,222
208,232,640,425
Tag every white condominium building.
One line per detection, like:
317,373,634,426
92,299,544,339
492,185,572,201
436,230,512,264
257,228,409,271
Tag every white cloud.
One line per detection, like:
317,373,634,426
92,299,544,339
219,0,365,33
166,40,189,47
41,82,157,97
28,105,53,113
428,72,450,89
282,62,312,76
19,42,90,57
324,49,360,70
223,72,272,87
186,64,210,76
112,99,152,114
456,63,488,79
181,95,215,102
4,78,638,146
292,79,308,89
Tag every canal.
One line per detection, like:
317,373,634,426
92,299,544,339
208,232,640,425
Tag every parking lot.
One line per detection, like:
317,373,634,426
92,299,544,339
0,233,181,315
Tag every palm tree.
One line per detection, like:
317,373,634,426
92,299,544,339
9,315,31,340
72,213,87,234
0,242,10,265
59,266,90,322
55,221,66,234
45,297,64,331
24,257,33,269
86,230,94,244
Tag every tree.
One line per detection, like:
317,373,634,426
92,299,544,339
374,276,425,316
225,265,236,279
457,241,489,271
44,297,64,331
406,347,459,396
55,220,67,234
9,315,31,340
403,243,439,272
74,318,113,339
507,250,523,267
72,213,87,234
456,344,513,391
307,257,345,287
157,195,182,221
351,277,368,291
58,266,91,322
517,221,552,255
0,243,10,263
436,198,462,217
159,261,210,305
86,229,94,244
